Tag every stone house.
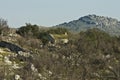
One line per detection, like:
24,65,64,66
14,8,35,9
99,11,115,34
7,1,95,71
48,32,69,45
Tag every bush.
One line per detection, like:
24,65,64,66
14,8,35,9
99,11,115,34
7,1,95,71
16,23,39,38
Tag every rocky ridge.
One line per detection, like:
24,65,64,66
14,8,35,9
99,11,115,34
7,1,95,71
55,14,120,36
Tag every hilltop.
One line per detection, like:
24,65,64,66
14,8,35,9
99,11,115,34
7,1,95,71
55,14,120,36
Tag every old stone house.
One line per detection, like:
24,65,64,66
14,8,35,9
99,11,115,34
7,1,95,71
48,32,69,45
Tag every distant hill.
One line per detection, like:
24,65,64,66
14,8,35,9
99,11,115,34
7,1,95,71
55,14,120,36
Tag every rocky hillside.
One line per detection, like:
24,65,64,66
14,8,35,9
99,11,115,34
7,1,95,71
55,14,120,36
0,30,46,80
1,15,120,80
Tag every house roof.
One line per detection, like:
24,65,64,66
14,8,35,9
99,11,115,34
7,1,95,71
49,33,68,40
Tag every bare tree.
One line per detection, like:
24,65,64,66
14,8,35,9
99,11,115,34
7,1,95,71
0,18,9,35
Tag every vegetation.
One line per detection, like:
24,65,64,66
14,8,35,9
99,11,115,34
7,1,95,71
1,16,120,80
17,25,69,45
16,23,40,38
13,28,120,80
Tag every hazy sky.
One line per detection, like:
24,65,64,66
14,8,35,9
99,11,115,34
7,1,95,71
0,0,119,28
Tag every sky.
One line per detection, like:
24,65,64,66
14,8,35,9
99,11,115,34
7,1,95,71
0,0,119,28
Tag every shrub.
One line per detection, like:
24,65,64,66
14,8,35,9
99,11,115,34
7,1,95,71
16,23,39,38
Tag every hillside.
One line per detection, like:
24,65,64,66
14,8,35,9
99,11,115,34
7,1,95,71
0,25,120,79
55,14,120,36
0,16,120,80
